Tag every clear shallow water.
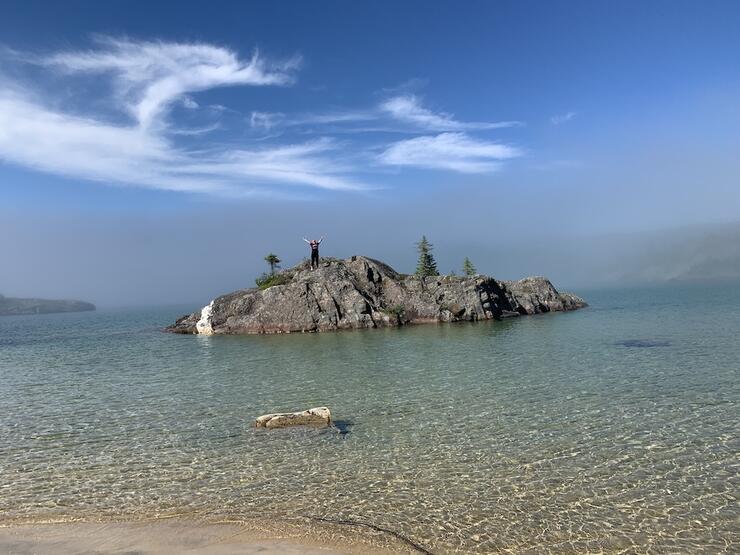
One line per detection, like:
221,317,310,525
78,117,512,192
0,284,738,553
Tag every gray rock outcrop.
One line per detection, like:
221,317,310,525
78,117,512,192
167,256,586,335
255,407,332,429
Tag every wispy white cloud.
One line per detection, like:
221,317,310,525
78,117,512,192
380,95,521,131
43,37,300,130
378,132,521,173
251,95,519,135
0,91,364,194
166,122,222,136
0,38,527,195
181,96,199,109
250,111,285,131
0,90,216,193
379,78,429,95
550,111,576,125
250,109,375,131
181,138,365,191
0,39,365,195
291,111,376,125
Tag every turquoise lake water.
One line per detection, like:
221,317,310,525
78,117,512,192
0,283,738,553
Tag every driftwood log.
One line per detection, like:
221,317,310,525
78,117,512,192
255,407,332,429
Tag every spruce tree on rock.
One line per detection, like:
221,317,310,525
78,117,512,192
264,253,281,275
462,257,477,276
415,235,438,277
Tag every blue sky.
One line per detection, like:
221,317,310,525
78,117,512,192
2,1,740,305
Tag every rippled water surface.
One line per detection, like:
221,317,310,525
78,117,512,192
1,283,738,553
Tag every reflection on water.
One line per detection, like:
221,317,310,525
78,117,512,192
0,283,738,553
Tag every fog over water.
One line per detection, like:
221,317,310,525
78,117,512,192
2,195,739,307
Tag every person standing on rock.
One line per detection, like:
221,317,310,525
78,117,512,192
303,236,324,270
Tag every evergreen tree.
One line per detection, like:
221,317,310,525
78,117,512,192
462,257,477,276
415,235,438,277
264,253,281,275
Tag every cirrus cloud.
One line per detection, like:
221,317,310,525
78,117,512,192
0,38,366,195
379,132,522,173
380,95,522,132
0,90,365,194
44,37,300,130
551,111,576,125
0,37,525,196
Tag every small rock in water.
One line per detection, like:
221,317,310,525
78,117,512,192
255,407,332,429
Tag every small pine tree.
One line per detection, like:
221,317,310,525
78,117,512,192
264,253,281,275
462,257,477,276
415,235,438,277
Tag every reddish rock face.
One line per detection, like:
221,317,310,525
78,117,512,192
166,256,586,335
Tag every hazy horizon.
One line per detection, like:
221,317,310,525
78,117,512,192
3,212,740,308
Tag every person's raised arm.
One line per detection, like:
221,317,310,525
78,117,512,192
318,236,325,244
302,237,310,244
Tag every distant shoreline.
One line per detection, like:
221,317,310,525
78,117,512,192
0,295,95,316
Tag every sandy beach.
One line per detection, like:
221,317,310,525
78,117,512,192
0,518,420,555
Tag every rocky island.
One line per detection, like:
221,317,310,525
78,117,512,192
168,256,585,335
0,294,95,316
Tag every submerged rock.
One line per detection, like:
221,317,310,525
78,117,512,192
167,256,586,335
616,339,671,348
255,407,332,429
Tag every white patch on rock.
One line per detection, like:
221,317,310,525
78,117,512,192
195,301,214,335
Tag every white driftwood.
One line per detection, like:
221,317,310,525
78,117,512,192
255,407,332,429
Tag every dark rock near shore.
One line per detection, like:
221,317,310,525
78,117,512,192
167,256,586,335
0,294,95,316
